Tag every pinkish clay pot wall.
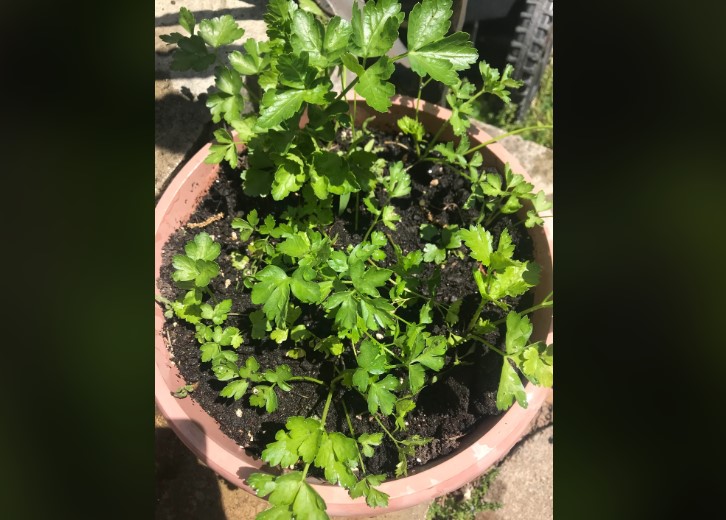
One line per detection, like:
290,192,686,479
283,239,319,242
155,95,553,517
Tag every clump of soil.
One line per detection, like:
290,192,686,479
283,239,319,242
157,128,535,479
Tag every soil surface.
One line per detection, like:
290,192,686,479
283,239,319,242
157,128,535,480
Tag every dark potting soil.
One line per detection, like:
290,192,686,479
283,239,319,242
157,128,535,480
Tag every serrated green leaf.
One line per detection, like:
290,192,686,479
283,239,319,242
172,255,220,287
264,364,294,391
359,296,395,330
407,0,452,51
357,340,388,374
271,159,304,200
488,262,541,300
262,416,322,467
521,344,553,387
422,243,446,264
290,267,322,303
240,356,261,379
277,233,311,258
367,374,399,415
394,398,416,430
179,7,195,35
250,384,279,412
408,363,425,393
200,342,221,362
217,326,242,347
314,432,358,488
205,128,238,167
505,312,533,356
412,335,447,371
291,10,325,67
160,32,184,44
248,472,277,498
257,88,308,129
419,302,433,324
459,224,493,265
270,328,289,343
201,299,232,325
249,309,270,339
199,15,245,48
171,35,216,71
314,336,344,357
381,205,400,230
350,262,392,298
385,161,411,198
323,16,352,62
268,471,303,505
409,32,477,85
185,232,221,261
251,265,290,326
207,67,245,123
496,359,528,410
350,0,404,58
396,116,424,142
229,38,269,75
480,61,523,104
357,432,383,458
354,56,395,112
327,251,349,273
324,290,358,330
292,482,329,520
349,474,389,508
312,151,360,196
220,379,249,400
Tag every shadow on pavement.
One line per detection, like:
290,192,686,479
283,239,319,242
156,420,227,520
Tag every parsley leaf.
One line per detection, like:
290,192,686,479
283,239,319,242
314,432,359,488
207,67,245,123
459,224,493,265
350,0,404,58
357,432,383,457
366,374,399,415
251,265,290,326
249,384,279,412
496,359,527,411
185,232,221,261
170,35,216,71
198,15,245,48
355,56,396,113
262,416,322,467
348,474,389,508
408,32,478,86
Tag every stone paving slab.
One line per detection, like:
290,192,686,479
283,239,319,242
155,3,553,518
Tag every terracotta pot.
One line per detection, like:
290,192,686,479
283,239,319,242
155,95,553,516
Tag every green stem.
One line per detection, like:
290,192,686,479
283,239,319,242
468,334,506,357
288,376,325,385
355,192,360,231
403,288,450,311
466,298,487,333
335,76,359,101
464,125,553,156
362,213,380,242
341,400,367,473
483,207,501,227
492,292,553,326
319,383,336,431
374,416,401,446
390,52,409,62
419,119,450,160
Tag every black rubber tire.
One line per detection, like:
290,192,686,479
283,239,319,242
505,0,553,121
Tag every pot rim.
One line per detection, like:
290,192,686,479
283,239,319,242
155,94,553,516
